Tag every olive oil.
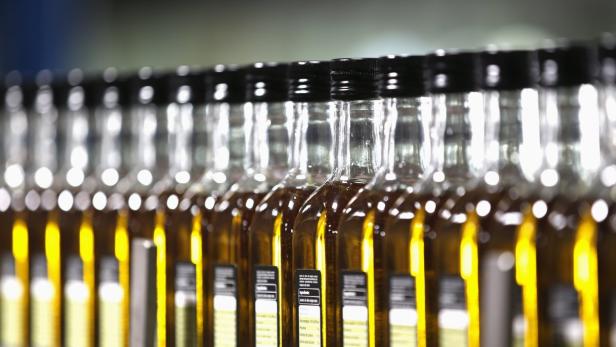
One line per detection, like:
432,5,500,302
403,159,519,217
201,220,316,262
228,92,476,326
292,58,380,347
249,60,332,347
337,55,430,347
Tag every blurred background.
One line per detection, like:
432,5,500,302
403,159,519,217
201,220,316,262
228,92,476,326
1,0,615,75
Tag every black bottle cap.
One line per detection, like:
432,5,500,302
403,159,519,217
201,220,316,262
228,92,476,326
51,69,86,108
166,65,207,105
288,60,331,102
126,67,168,106
330,58,379,101
599,33,616,85
205,65,245,104
378,55,426,98
84,68,128,108
479,49,538,91
537,42,599,88
245,62,289,103
425,50,480,94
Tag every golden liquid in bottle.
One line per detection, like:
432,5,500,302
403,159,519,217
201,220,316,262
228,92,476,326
337,188,405,347
597,202,616,347
208,191,266,347
292,180,364,347
250,186,315,347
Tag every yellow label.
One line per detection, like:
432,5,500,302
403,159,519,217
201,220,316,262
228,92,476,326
1,277,25,346
255,306,278,347
31,279,55,347
439,328,467,347
213,296,237,347
65,281,89,347
175,301,197,347
343,315,368,347
98,283,124,347
390,322,417,347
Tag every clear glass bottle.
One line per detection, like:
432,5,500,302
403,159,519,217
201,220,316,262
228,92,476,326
0,72,31,347
248,60,332,347
337,55,430,347
292,58,381,347
116,67,170,347
208,62,291,347
384,51,483,347
529,44,602,347
187,64,247,347
86,68,130,347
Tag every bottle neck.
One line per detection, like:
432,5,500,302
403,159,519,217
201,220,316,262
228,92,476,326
129,103,168,177
166,101,194,185
381,96,431,187
293,101,336,185
3,86,29,190
27,86,59,189
429,92,484,189
336,99,383,183
539,84,601,191
483,89,540,186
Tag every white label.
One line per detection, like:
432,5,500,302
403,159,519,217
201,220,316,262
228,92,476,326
390,308,417,347
438,309,468,347
213,295,237,347
1,276,25,346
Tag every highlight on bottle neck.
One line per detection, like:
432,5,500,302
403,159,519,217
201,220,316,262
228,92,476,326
2,71,31,191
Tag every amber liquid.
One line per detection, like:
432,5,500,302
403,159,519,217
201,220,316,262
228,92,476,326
249,186,315,347
292,180,364,347
337,188,405,347
597,202,616,347
207,191,266,347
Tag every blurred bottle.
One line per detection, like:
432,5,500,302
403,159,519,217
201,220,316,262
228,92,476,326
248,60,332,347
85,68,130,347
292,58,381,347
0,72,32,347
337,55,430,347
208,62,291,347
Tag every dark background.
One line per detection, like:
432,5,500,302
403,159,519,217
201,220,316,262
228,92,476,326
1,0,615,75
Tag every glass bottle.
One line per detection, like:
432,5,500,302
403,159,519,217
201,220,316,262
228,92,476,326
248,60,331,347
337,55,430,347
0,72,31,347
529,44,602,346
116,67,170,347
292,58,381,347
384,51,483,347
209,62,291,347
86,68,130,347
188,64,247,347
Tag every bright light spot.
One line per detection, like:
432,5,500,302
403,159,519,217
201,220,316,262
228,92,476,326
25,191,41,210
0,188,10,212
484,171,500,186
139,86,154,103
497,251,515,271
145,195,158,210
591,200,609,222
175,171,191,185
425,200,437,214
166,195,179,210
433,171,445,183
254,173,266,182
101,168,119,187
66,168,85,187
532,200,548,219
70,147,88,169
137,169,153,186
41,190,56,210
34,167,53,189
58,190,74,211
92,192,107,211
128,193,142,211
246,198,254,210
601,165,616,187
213,172,226,184
4,164,24,188
540,169,559,187
476,200,491,217
205,196,216,210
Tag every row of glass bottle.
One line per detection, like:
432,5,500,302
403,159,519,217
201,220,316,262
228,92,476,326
1,38,616,347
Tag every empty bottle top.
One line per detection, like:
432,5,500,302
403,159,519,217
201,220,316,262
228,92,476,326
537,42,599,88
599,33,616,85
288,60,331,102
126,67,168,106
205,64,246,104
378,54,426,98
330,57,379,101
245,62,289,103
165,65,207,105
479,49,538,91
425,50,480,94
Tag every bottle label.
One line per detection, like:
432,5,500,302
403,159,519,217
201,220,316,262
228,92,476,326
296,269,322,347
548,284,582,347
0,254,25,346
65,256,89,347
341,271,368,347
438,275,468,347
254,265,279,347
31,255,55,347
389,274,417,347
213,264,237,347
98,257,123,347
175,262,197,347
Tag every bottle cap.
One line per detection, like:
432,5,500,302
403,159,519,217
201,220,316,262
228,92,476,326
166,65,207,105
537,42,599,87
378,55,426,98
246,62,289,103
205,65,245,103
288,60,331,102
126,67,168,106
599,33,616,85
479,49,538,91
425,50,480,94
330,58,379,101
